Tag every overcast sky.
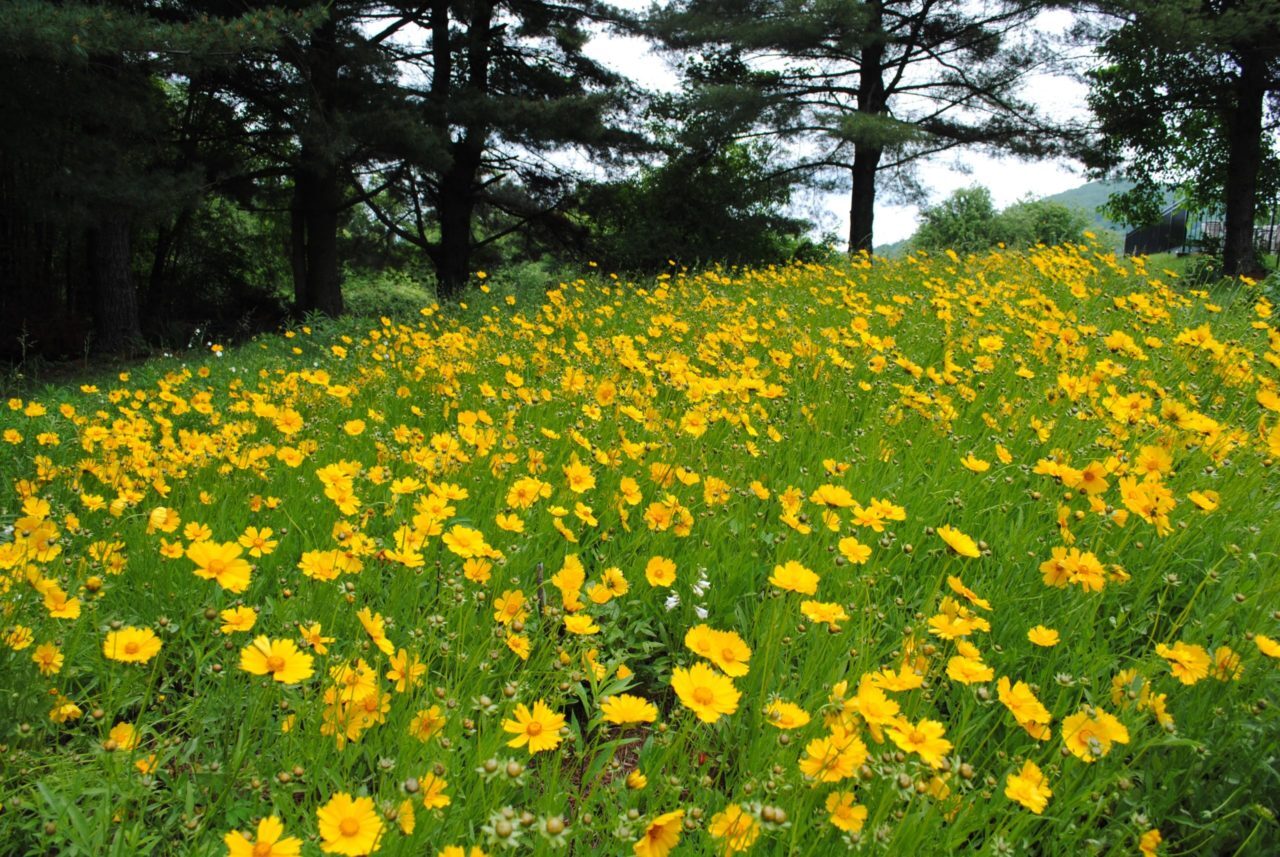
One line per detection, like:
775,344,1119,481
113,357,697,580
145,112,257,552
582,5,1094,246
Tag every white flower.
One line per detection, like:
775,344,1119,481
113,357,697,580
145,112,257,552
663,592,681,611
694,605,709,619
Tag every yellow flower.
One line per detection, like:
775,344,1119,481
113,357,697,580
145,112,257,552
317,792,383,856
224,816,302,857
1004,760,1052,814
837,536,871,564
1139,828,1162,857
1061,707,1129,762
936,525,980,558
633,809,683,857
219,605,258,634
946,655,994,685
602,694,659,725
32,642,64,676
671,662,740,723
187,540,252,593
825,791,867,832
108,721,139,750
1027,625,1059,647
103,627,162,664
887,718,952,768
343,419,366,436
762,699,810,730
420,772,451,809
769,560,819,595
708,804,759,854
645,556,677,587
799,733,866,782
800,600,848,627
239,636,315,684
1256,634,1280,659
502,700,566,754
564,614,600,635
1155,641,1210,685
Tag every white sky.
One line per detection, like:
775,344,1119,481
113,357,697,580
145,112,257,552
582,6,1094,247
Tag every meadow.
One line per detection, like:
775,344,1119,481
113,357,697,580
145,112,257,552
1,243,1279,856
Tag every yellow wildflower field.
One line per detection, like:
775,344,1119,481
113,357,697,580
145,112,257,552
2,245,1278,855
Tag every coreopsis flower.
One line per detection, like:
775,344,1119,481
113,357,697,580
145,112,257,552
563,460,595,493
799,733,866,782
645,556,677,587
1256,634,1280,659
408,706,446,742
239,636,314,683
1061,707,1129,762
187,540,252,593
317,792,383,856
420,772,451,809
602,694,659,725
946,655,994,685
1155,641,1210,685
238,526,278,557
1212,646,1243,680
1004,761,1052,814
32,642,63,676
996,677,1051,740
108,721,139,750
442,525,488,559
564,614,600,635
219,605,257,634
299,622,334,654
502,700,566,754
769,561,819,595
633,809,683,857
493,590,527,625
671,662,740,723
825,791,867,832
437,847,487,857
762,699,810,730
800,600,848,627
386,648,426,692
1138,829,1162,857
936,525,980,558
103,627,162,664
837,536,871,564
224,816,302,857
887,718,952,768
708,804,760,855
1027,625,1060,647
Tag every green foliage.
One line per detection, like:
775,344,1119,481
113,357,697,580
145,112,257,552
913,187,1091,254
581,143,809,271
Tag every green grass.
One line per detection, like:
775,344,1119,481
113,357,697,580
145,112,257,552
1,245,1278,856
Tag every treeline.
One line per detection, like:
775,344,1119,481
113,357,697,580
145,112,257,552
1,0,1277,358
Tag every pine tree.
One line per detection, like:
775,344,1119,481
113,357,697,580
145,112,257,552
652,0,1059,252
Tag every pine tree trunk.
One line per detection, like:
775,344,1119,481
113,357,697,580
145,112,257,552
290,176,309,313
1222,50,1266,278
88,210,142,354
303,165,343,316
849,147,882,254
434,158,479,299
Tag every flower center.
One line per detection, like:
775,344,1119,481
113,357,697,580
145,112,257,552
720,648,737,663
207,559,226,575
693,687,715,706
253,843,274,857
124,641,140,654
908,729,926,745
266,655,286,673
526,721,543,736
339,818,360,837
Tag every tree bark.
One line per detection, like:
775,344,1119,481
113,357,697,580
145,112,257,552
289,175,309,312
303,164,343,316
432,150,481,298
1222,48,1267,277
849,146,883,253
88,210,142,354
849,1,885,254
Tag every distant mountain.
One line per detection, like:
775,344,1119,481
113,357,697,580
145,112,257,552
1038,180,1136,232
